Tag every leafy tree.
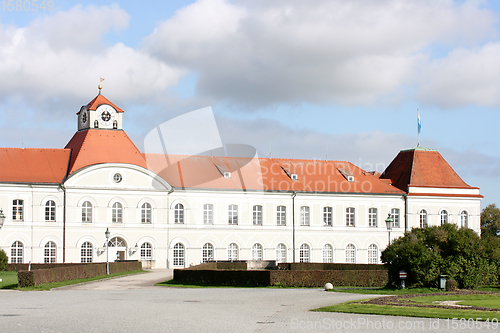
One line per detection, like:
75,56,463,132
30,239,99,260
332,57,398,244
381,223,496,289
0,249,7,271
481,204,500,237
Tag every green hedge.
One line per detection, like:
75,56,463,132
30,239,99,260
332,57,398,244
173,268,388,287
17,261,142,287
278,263,384,271
6,263,89,272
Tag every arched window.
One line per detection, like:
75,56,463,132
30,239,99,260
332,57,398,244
346,207,355,226
112,202,123,223
228,243,239,261
82,201,92,223
391,208,400,228
141,203,152,224
202,243,214,263
300,206,310,226
368,244,378,264
141,242,152,260
252,243,263,261
94,120,99,128
81,242,93,263
12,199,23,221
174,203,184,224
323,206,333,226
228,204,238,225
345,244,356,263
108,237,126,247
323,244,334,263
440,210,448,225
11,241,23,263
277,205,286,226
173,243,185,267
44,241,57,263
45,200,56,222
419,209,428,228
299,244,310,263
461,211,468,228
112,120,118,129
368,208,377,227
253,205,263,225
276,243,287,263
204,204,213,224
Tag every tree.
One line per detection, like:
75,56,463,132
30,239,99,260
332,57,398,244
481,204,500,237
381,223,497,289
0,249,7,271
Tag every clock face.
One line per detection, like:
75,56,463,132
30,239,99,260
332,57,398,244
97,105,116,126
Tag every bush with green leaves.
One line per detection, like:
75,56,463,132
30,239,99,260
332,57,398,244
0,249,8,271
381,223,497,289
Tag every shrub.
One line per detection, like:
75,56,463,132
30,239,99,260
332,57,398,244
446,279,458,291
0,249,7,271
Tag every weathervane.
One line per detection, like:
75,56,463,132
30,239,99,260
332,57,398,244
98,77,105,94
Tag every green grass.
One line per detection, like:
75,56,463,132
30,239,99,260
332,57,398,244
1,270,146,291
0,271,18,289
406,294,500,308
314,300,500,321
332,286,441,295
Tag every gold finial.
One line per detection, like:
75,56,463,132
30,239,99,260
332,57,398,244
98,77,105,94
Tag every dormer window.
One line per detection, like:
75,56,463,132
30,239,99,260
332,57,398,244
113,120,118,129
291,174,298,181
223,172,231,179
94,120,99,128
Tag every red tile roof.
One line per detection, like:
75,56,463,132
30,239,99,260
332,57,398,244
77,94,124,114
65,129,146,174
145,154,404,194
381,148,473,192
0,148,70,183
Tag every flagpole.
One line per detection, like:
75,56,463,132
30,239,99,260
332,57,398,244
417,109,420,147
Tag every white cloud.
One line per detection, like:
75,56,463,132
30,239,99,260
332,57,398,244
0,4,184,106
144,0,496,108
417,42,500,108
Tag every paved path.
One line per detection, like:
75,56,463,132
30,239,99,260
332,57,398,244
0,271,493,332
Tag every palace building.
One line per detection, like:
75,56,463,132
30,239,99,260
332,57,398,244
0,92,482,268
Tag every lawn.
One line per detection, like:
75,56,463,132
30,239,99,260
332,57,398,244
0,271,18,289
315,291,500,321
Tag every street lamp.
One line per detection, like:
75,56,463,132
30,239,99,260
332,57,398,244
105,228,110,275
385,213,393,246
0,209,5,229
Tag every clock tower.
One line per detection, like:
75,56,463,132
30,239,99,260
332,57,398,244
77,85,124,131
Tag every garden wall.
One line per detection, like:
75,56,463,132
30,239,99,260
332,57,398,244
17,261,142,287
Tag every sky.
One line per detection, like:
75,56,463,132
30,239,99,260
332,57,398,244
0,0,499,207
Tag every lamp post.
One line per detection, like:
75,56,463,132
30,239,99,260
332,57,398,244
385,213,393,246
0,209,5,229
105,228,110,275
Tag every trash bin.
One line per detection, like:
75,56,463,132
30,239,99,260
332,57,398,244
439,275,447,290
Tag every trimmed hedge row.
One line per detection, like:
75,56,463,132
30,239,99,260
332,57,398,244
17,261,142,287
173,268,388,287
6,263,89,272
183,262,248,271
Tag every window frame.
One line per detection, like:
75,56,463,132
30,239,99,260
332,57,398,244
202,243,214,263
461,210,468,228
277,205,286,226
45,200,56,222
228,243,239,261
440,210,448,225
81,241,93,263
173,243,185,267
346,207,355,227
252,205,263,225
112,202,123,223
419,209,428,228
203,204,214,225
368,208,377,227
299,243,310,263
323,206,332,226
12,199,24,221
228,204,238,225
322,244,334,263
300,206,310,226
82,201,93,223
390,208,400,228
141,242,153,260
11,241,23,263
368,244,378,264
141,202,152,224
276,243,287,263
174,203,184,224
44,241,57,263
252,243,263,261
345,243,356,263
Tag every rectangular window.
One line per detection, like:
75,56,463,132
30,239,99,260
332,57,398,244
346,207,355,226
228,204,238,225
277,205,286,226
368,208,377,227
204,204,213,224
12,199,24,221
323,206,332,226
253,205,262,225
300,206,310,226
391,208,400,228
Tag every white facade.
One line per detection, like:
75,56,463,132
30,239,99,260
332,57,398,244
0,95,482,268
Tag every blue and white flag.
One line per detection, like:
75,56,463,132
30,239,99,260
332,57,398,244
417,111,421,134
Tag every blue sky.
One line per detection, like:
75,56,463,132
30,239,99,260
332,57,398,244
0,0,499,206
